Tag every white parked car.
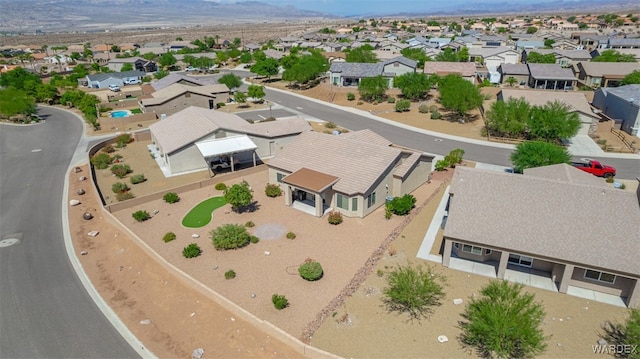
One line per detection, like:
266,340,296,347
123,78,141,85
185,66,197,72
108,84,121,92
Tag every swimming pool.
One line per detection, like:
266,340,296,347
110,110,130,118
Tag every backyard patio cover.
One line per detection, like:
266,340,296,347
283,167,339,193
195,135,257,158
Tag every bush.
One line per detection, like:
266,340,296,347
383,264,446,319
444,148,465,167
101,144,116,153
418,104,430,113
347,92,356,101
115,133,132,148
110,164,132,178
298,259,324,281
327,211,343,225
116,192,135,201
90,152,112,169
460,281,547,358
245,221,255,228
272,294,289,310
606,176,614,183
395,99,411,112
264,183,282,197
387,194,417,216
325,121,337,129
224,181,253,213
286,232,296,239
601,309,640,358
162,232,176,243
132,210,150,222
112,182,128,194
130,174,146,184
250,235,260,243
182,243,201,258
210,224,251,250
387,96,396,103
163,192,180,204
435,159,449,171
429,105,438,113
224,269,236,279
216,102,226,109
430,111,441,120
215,183,227,191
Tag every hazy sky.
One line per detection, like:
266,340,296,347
208,0,548,16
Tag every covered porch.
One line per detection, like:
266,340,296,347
282,168,338,217
195,135,258,174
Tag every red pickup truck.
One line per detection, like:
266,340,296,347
571,160,616,178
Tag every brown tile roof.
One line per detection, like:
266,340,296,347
499,89,598,119
578,62,640,77
393,152,421,179
141,83,229,106
267,131,402,196
341,129,392,147
283,168,339,192
424,62,477,77
149,106,311,154
444,166,640,277
524,163,606,186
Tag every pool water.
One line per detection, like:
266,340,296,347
111,110,130,118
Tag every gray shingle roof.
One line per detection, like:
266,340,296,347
329,62,384,78
267,131,402,196
444,166,640,277
527,63,577,81
598,85,640,107
86,70,145,82
498,63,530,75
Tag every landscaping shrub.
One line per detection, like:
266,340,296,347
110,164,132,178
90,152,112,169
606,176,614,183
130,174,146,184
116,192,135,201
163,192,180,204
112,182,128,194
387,96,396,103
395,99,411,112
245,221,255,228
162,232,176,243
347,92,356,101
98,105,113,113
327,211,343,225
215,183,227,191
383,264,446,319
210,223,251,250
325,121,337,129
224,181,253,213
444,148,465,167
387,194,417,216
264,183,282,197
112,154,123,161
435,159,449,171
298,259,324,281
430,110,441,120
132,210,150,222
101,144,116,153
286,232,296,240
429,105,438,113
224,269,236,279
115,133,132,148
250,235,260,243
216,102,226,109
418,104,430,113
272,294,289,310
182,243,201,258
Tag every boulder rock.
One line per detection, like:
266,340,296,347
77,188,85,195
87,231,99,237
192,348,205,359
82,212,93,220
69,199,81,206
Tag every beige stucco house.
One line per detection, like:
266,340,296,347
442,165,640,308
149,106,311,175
267,130,434,218
423,62,478,84
139,83,231,117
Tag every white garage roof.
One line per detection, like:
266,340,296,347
195,135,257,158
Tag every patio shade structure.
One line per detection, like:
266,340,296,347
195,135,257,172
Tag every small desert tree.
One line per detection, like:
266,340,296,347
223,181,253,212
383,265,446,319
459,281,548,359
600,308,640,358
218,73,242,90
438,74,483,119
358,75,388,102
510,141,571,173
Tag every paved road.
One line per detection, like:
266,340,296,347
256,85,639,179
0,107,139,358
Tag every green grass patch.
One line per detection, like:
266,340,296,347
181,196,227,228
131,108,143,114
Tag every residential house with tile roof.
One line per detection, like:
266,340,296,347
592,85,640,137
424,62,478,84
523,49,592,67
498,88,599,135
149,106,311,175
527,63,577,90
267,130,433,218
84,70,145,89
442,165,640,308
328,56,417,87
573,62,640,88
497,63,530,85
139,83,230,117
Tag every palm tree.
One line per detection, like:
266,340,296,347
41,44,49,57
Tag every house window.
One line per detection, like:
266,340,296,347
336,194,348,210
584,270,616,284
508,254,533,267
351,197,358,211
461,244,484,255
367,192,376,208
276,173,285,183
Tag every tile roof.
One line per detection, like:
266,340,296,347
424,62,477,77
498,63,530,75
267,131,402,195
151,73,217,91
528,49,592,60
86,70,145,82
527,63,577,81
141,83,230,106
444,166,640,277
149,106,311,155
283,168,339,192
578,62,640,77
341,129,393,147
499,89,597,118
329,62,384,78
